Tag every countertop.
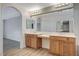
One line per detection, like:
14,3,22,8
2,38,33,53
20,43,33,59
25,31,76,38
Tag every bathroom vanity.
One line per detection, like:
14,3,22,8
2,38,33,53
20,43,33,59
25,32,76,56
25,8,76,56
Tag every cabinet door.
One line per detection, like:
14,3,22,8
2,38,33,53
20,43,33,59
60,38,76,56
31,37,37,48
37,38,42,48
67,43,76,56
60,41,69,56
25,34,32,47
50,39,60,55
59,41,64,56
26,37,31,47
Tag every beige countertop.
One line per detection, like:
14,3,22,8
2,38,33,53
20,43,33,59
25,31,76,38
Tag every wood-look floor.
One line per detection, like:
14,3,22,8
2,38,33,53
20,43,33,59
4,48,53,56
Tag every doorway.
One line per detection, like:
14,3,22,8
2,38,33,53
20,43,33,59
2,6,22,55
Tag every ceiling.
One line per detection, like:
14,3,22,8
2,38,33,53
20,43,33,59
11,3,54,11
2,3,61,19
2,3,54,19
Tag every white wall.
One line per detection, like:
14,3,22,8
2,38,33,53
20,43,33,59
3,16,22,42
74,4,79,46
0,4,3,55
2,7,21,20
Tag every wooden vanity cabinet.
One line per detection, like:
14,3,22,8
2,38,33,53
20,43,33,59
25,34,42,48
49,36,76,56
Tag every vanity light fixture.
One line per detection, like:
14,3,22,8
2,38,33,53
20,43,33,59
31,3,72,16
54,3,70,8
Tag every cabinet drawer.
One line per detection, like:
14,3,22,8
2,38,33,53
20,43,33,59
50,36,68,42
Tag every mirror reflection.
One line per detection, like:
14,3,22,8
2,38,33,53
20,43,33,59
26,19,35,29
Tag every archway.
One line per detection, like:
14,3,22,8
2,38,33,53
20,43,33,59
2,6,22,55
